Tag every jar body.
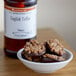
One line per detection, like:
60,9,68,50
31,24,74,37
4,0,37,58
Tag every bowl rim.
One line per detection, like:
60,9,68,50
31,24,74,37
17,48,73,65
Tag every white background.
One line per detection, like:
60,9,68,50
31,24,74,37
0,0,76,50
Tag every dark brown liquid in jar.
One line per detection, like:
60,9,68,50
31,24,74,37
4,0,37,58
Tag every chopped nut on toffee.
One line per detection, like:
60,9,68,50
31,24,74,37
22,51,32,61
22,39,66,63
46,39,65,56
24,40,46,56
43,54,65,62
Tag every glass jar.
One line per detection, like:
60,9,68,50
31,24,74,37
4,0,37,58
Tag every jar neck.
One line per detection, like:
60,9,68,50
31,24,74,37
4,0,37,8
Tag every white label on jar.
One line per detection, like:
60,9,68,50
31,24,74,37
4,5,37,39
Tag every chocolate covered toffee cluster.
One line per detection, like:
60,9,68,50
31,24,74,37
22,39,66,63
22,40,45,62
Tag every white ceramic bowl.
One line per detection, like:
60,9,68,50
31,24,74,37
17,48,73,73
